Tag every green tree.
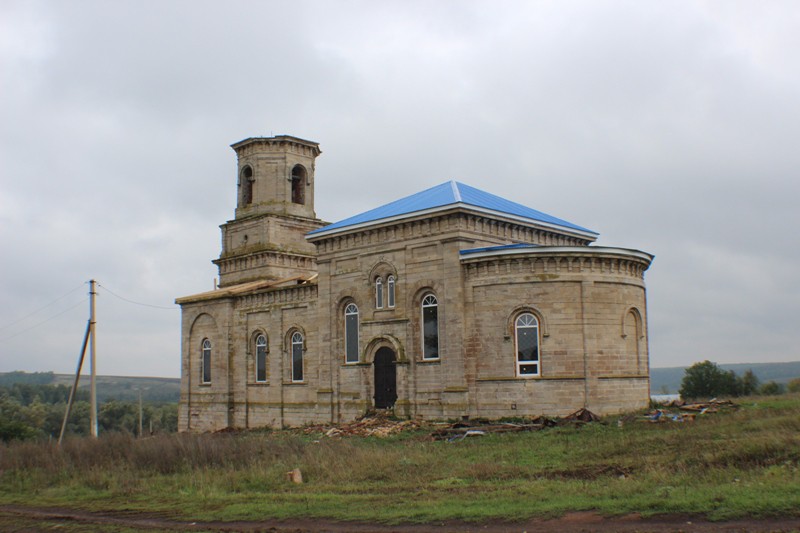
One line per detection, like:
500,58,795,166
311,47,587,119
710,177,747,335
738,369,760,396
99,400,139,433
788,378,800,393
760,381,785,395
0,396,38,441
679,360,738,400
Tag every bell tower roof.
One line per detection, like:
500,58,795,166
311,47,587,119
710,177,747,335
231,135,321,156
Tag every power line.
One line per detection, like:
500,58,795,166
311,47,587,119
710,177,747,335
0,282,87,332
0,297,88,341
96,283,177,310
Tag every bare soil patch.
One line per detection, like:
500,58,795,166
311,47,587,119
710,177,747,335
2,505,799,533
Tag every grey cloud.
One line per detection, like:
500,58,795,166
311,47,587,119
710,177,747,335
1,0,798,376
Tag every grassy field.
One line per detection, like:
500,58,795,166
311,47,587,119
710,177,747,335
1,395,799,525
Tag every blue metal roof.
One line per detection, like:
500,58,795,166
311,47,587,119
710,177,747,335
307,181,597,236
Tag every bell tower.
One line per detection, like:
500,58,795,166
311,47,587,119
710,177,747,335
214,135,326,287
232,135,320,220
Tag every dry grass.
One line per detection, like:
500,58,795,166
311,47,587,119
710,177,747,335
1,395,799,522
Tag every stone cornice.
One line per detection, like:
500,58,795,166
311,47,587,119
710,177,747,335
214,249,317,275
307,204,597,242
230,135,321,157
177,280,317,306
461,246,653,281
460,246,653,264
310,212,592,255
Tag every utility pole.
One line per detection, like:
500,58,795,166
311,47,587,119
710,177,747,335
89,279,98,438
138,388,143,438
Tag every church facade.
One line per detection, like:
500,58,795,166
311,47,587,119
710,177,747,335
177,135,654,431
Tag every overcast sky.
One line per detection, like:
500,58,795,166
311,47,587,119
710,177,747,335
1,1,798,378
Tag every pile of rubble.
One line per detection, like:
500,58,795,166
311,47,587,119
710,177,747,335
430,408,602,441
300,408,605,440
302,411,424,438
637,398,738,424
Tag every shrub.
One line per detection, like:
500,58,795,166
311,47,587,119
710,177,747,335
679,360,738,399
760,381,785,395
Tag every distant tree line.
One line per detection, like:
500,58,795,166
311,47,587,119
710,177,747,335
0,382,177,442
680,360,800,400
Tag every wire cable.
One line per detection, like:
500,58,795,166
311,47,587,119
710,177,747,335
0,297,89,341
0,282,87,332
96,283,177,310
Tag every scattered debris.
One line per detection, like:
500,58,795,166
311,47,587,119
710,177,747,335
638,399,737,424
431,408,601,441
564,407,602,423
302,410,423,438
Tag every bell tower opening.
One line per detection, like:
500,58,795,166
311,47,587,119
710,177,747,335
291,165,306,205
241,165,254,206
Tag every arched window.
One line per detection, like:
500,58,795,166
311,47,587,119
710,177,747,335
375,278,384,309
241,166,254,206
255,334,267,382
291,331,304,382
291,165,306,205
345,303,359,363
421,293,439,360
201,339,212,384
387,275,395,308
515,313,540,376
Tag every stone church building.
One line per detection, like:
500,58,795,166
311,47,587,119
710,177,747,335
177,135,654,431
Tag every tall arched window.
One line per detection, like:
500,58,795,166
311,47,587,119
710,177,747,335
241,166,254,206
201,339,212,384
255,334,267,382
515,313,540,376
421,293,439,360
291,331,304,382
387,275,395,308
291,165,306,205
345,303,359,363
375,278,384,309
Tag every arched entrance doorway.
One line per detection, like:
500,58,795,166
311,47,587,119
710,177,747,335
373,347,397,409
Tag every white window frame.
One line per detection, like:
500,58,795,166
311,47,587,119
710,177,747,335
421,293,439,360
515,313,540,377
375,278,384,309
255,334,267,382
291,331,304,382
201,339,212,384
387,275,395,308
344,303,359,364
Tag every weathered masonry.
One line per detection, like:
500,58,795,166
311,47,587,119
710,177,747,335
176,135,654,431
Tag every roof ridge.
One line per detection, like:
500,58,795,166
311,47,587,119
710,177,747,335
307,180,597,238
450,180,462,202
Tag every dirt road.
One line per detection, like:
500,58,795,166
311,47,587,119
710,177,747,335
2,505,800,532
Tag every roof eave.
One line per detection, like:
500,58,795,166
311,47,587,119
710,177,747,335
459,245,654,264
306,203,598,242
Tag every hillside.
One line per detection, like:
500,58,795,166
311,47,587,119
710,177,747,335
4,362,799,401
651,361,800,394
0,372,180,403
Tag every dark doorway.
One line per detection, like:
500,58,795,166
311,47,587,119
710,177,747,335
373,347,397,409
